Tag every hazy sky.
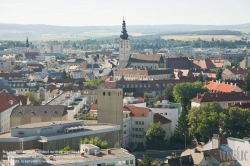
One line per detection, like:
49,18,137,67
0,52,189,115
0,0,250,26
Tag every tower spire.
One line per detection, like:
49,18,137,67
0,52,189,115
120,18,128,40
26,37,30,53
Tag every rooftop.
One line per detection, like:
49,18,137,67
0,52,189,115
10,105,67,117
5,148,133,166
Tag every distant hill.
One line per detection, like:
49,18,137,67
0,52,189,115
0,23,250,40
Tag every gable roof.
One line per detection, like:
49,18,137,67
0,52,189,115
191,92,250,103
205,81,242,93
130,54,164,63
123,105,150,117
228,67,248,75
203,148,235,164
192,59,216,69
10,105,67,117
0,91,19,112
153,113,172,124
166,56,191,69
90,104,98,110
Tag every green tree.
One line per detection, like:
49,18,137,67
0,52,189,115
198,72,204,83
188,102,226,142
61,69,68,79
120,75,125,81
146,122,165,140
139,153,153,166
154,95,160,102
216,69,222,80
242,72,250,91
146,122,166,150
143,92,149,103
12,64,21,70
224,106,250,138
59,145,73,154
25,91,42,106
67,82,73,86
15,54,23,59
85,78,104,86
173,82,208,111
80,137,108,149
171,82,208,144
162,84,175,102
230,60,239,68
188,55,194,59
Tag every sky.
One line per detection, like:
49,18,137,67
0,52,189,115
0,0,250,26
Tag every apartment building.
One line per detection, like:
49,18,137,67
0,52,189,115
46,44,63,54
47,91,87,120
123,105,153,146
114,68,173,81
191,91,250,108
61,86,98,104
0,57,12,72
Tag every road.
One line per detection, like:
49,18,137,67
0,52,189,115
131,150,183,161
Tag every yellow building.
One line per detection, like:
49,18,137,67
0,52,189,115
97,89,124,145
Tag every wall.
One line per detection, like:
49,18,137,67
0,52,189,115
150,107,179,132
97,89,124,145
131,111,154,146
0,104,18,132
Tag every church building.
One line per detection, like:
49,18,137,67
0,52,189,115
118,19,165,69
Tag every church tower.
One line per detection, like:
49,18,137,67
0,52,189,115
119,19,131,68
26,37,30,53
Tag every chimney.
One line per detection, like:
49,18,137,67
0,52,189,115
212,134,220,149
231,82,233,86
107,149,111,154
246,91,249,96
197,93,201,99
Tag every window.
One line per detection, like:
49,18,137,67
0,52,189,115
126,160,129,165
165,113,167,115
135,84,138,88
142,121,144,125
139,84,142,88
148,84,150,88
135,128,138,131
130,160,133,164
18,131,24,135
103,92,105,96
127,84,129,88
135,121,138,125
108,92,111,96
131,84,134,88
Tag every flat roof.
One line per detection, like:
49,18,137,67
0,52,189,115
0,123,120,139
4,148,134,166
12,120,83,129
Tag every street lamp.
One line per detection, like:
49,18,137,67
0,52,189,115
183,133,186,150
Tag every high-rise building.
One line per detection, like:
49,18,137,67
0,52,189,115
97,89,123,145
119,19,131,68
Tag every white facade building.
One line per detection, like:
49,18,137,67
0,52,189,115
227,137,250,166
46,44,63,54
0,57,12,72
71,70,81,79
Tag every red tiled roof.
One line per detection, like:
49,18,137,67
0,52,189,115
0,91,18,112
211,60,227,68
0,72,23,80
123,105,150,117
191,92,250,103
90,104,98,110
13,95,28,106
192,59,216,69
228,67,248,75
165,57,191,69
153,113,172,124
27,64,44,69
205,81,239,93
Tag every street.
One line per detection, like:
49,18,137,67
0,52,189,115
131,150,183,161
